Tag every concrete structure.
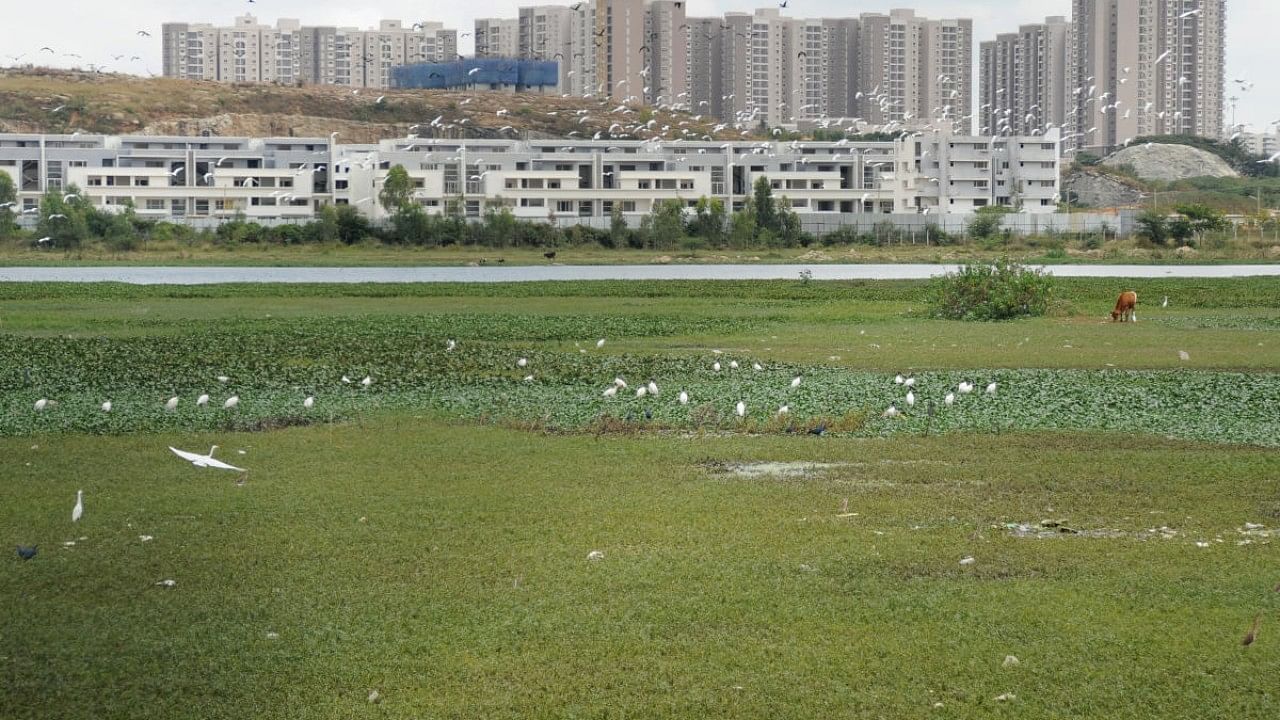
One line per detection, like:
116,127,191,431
645,0,688,107
979,16,1071,136
858,10,973,130
162,15,457,89
519,5,574,91
1069,0,1225,152
0,129,1060,223
595,0,648,102
474,18,519,59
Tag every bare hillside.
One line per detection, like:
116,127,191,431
0,68,734,143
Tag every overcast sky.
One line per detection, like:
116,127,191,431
2,0,1274,132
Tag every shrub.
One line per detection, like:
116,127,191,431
930,258,1054,321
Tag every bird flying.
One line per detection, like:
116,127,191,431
169,445,246,472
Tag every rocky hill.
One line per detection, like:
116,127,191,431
0,68,735,143
1102,142,1238,182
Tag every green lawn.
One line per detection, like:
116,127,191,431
2,278,1278,718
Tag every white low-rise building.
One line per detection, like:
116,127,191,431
0,128,1060,222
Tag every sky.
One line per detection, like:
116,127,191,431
1,0,1274,132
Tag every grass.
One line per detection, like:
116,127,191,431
3,423,1278,718
2,278,1279,717
3,234,1280,266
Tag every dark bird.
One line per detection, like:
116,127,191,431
1243,613,1262,646
136,30,151,37
571,2,585,10
780,0,789,7
797,51,807,59
543,251,557,261
639,45,650,55
595,28,607,37
16,545,37,560
644,408,653,420
808,423,827,436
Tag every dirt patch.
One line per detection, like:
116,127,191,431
711,461,852,479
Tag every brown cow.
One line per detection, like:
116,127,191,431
1111,291,1138,323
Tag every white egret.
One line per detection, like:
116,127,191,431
646,380,659,396
778,405,790,415
895,374,905,385
603,386,618,398
34,399,51,411
165,396,179,411
217,375,230,383
71,490,83,522
906,390,916,407
883,405,900,418
196,394,209,407
614,377,627,389
156,579,177,588
735,401,746,417
944,392,955,406
752,362,763,371
523,375,534,382
517,358,528,368
596,338,606,348
101,400,112,412
636,387,647,398
985,382,998,396
342,375,352,384
678,391,689,405
729,360,739,370
958,381,974,394
791,376,802,389
223,395,240,410
1178,350,1190,361
446,339,457,351
1162,296,1169,308
904,377,916,388
169,445,246,471
587,550,604,561
303,396,315,409
361,376,372,387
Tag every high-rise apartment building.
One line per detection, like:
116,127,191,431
979,16,1070,136
475,18,520,58
162,15,457,89
1068,0,1224,150
858,10,972,129
518,6,574,91
595,0,648,101
645,1,688,107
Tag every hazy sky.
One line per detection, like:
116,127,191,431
2,0,1274,131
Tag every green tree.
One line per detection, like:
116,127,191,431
378,165,415,216
607,204,628,249
481,202,517,248
729,207,756,249
689,196,727,246
967,205,1013,241
752,176,777,234
1135,210,1170,246
640,199,686,250
0,172,16,237
102,202,139,251
36,186,91,248
1173,203,1229,242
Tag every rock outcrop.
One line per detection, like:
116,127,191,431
1062,168,1145,208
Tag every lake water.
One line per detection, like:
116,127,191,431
1,264,1278,284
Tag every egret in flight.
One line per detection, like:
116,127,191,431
169,445,246,472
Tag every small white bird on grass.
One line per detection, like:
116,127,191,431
523,375,535,382
614,377,627,389
446,339,457,351
223,396,240,410
712,361,721,372
985,382,998,396
1178,350,1190,361
944,392,955,406
596,338,606,348
791,376,802,389
735,401,746,418
517,358,528,368
895,374,905,385
958,381,974,394
169,445,246,472
34,399,53,412
71,490,83,523
883,405,900,418
303,396,315,409
342,375,352,384
906,390,916,407
636,387,647,398
165,396,179,412
778,405,790,415
155,579,177,588
904,377,916,388
603,386,618,398
196,394,209,407
587,550,604,561
729,361,739,370
678,391,689,405
646,380,659,396
101,400,112,412
752,362,763,371
361,376,372,388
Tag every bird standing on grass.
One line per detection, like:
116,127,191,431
16,545,38,560
71,490,83,523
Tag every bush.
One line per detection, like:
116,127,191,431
930,258,1055,321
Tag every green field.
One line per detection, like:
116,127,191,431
2,278,1279,718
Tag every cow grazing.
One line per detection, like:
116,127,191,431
1111,291,1138,323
